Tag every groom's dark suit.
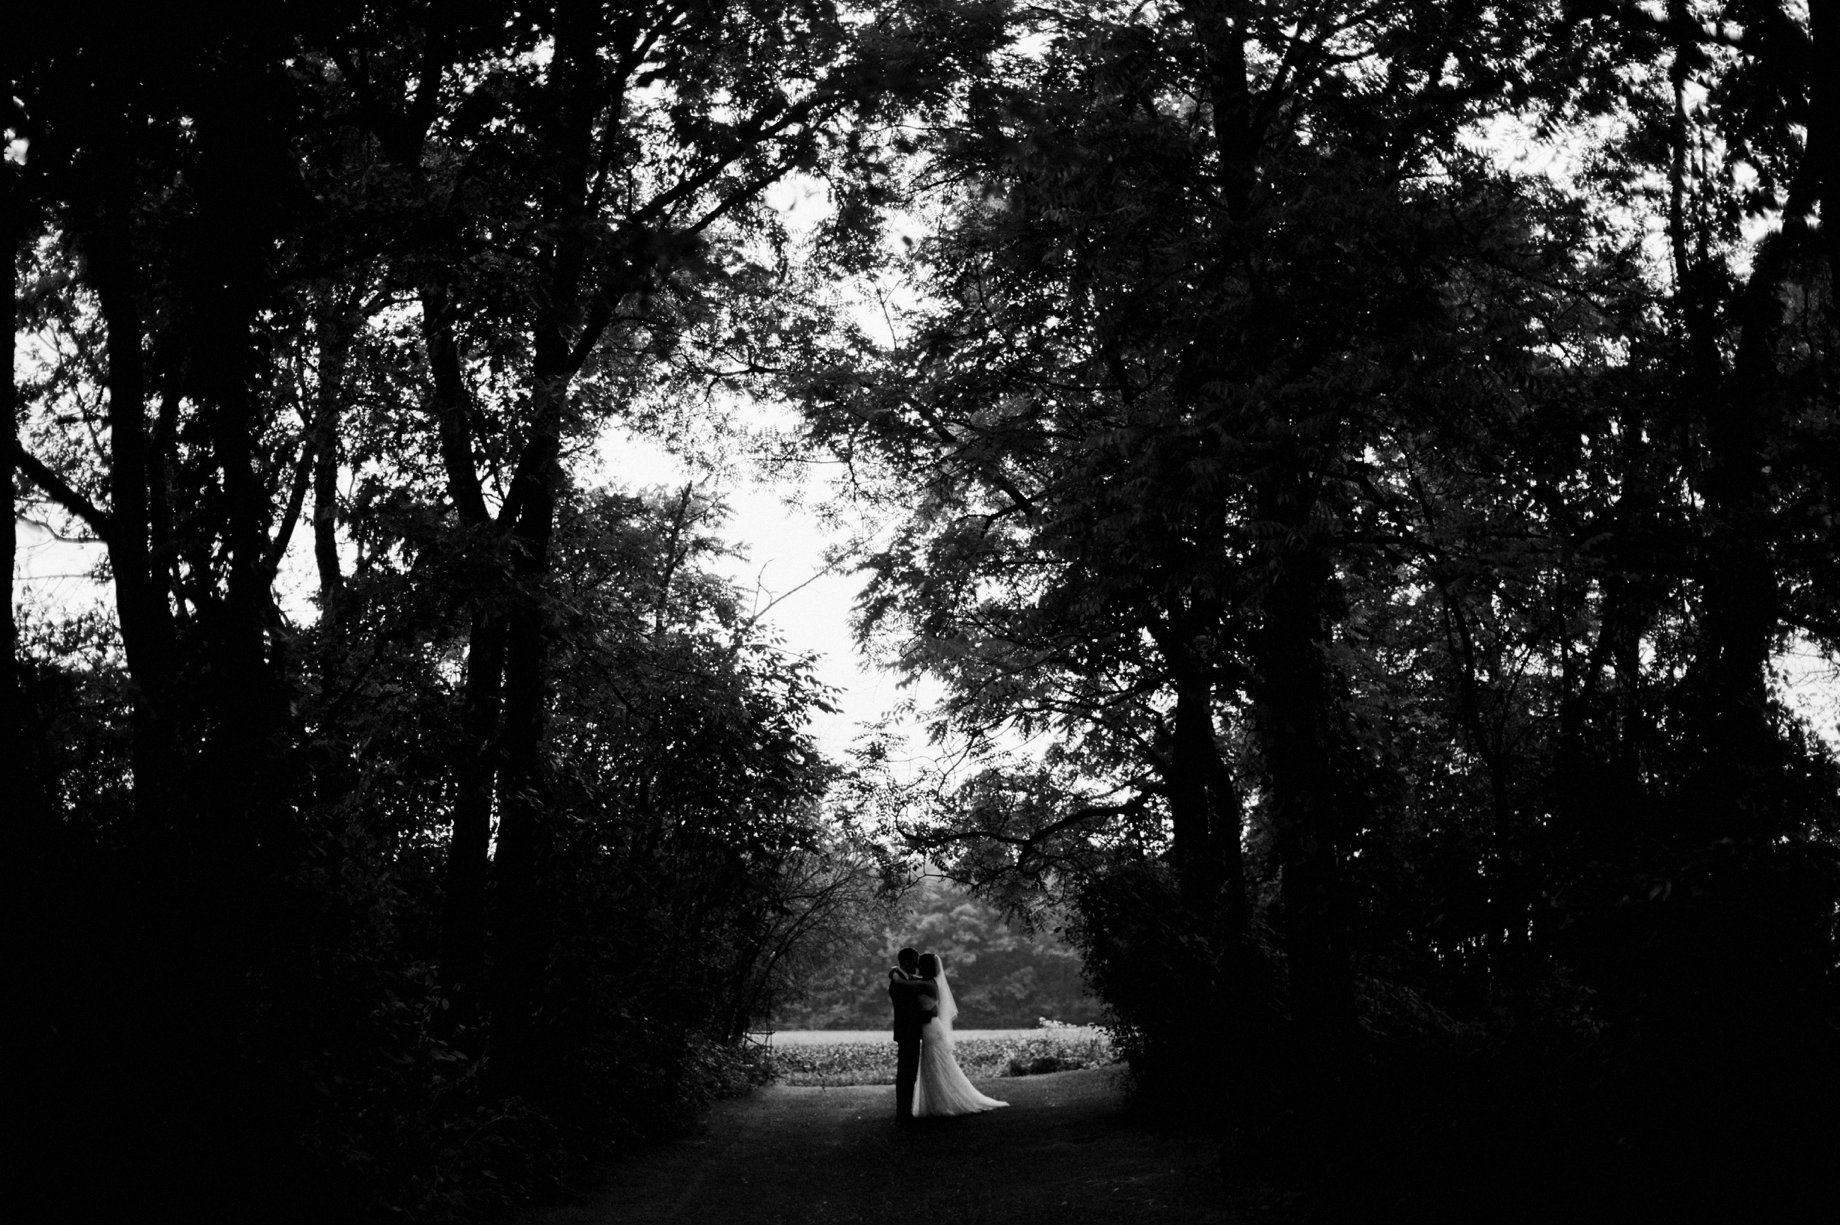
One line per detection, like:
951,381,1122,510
888,971,935,1122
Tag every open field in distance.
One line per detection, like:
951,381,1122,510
768,1027,1108,1045
761,1026,1118,1086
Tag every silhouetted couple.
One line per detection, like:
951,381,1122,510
887,946,1008,1123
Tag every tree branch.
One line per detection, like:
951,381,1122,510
11,442,112,542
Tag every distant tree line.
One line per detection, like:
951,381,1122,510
773,875,1102,1029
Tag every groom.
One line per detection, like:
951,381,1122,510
887,945,934,1124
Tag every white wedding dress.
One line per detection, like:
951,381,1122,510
913,965,1008,1117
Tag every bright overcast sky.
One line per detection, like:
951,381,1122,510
594,417,917,763
10,398,913,767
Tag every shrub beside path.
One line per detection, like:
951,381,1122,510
515,1067,1267,1225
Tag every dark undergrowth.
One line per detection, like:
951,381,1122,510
1127,1023,1840,1223
17,1028,778,1225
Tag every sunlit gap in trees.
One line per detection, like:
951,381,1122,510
560,150,943,768
591,387,935,766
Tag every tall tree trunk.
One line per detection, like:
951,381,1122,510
1664,13,1787,836
422,284,504,1020
485,5,603,1089
188,89,297,902
86,200,182,832
311,285,353,621
4,161,42,823
442,605,506,1018
1163,648,1247,936
1167,663,1222,913
1251,468,1356,1054
487,391,564,1090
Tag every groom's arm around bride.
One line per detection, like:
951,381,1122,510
887,946,933,1124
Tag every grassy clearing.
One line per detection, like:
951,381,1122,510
766,1024,1116,1087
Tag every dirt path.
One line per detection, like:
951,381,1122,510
517,1068,1253,1225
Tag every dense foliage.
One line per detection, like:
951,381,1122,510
788,0,1840,1205
6,4,996,1221
9,1,1839,1221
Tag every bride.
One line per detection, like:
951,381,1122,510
912,952,1009,1117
